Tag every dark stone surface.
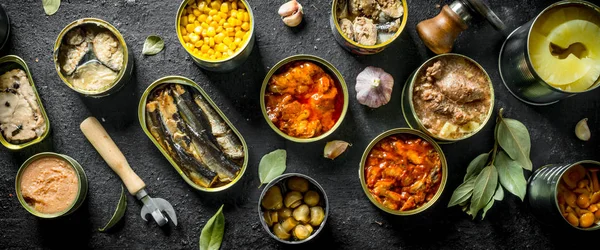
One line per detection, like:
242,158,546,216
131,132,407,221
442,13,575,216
1,0,599,249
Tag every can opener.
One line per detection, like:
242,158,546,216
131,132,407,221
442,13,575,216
80,117,177,227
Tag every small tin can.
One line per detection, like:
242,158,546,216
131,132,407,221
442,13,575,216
138,75,248,192
401,53,494,143
176,0,255,72
53,18,133,97
359,128,448,215
258,173,329,244
15,152,88,218
260,54,349,143
330,0,408,55
0,55,51,151
0,4,10,53
498,1,600,105
527,161,600,231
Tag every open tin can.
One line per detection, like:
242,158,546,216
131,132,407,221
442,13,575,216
15,152,88,218
401,53,494,143
258,173,329,244
260,54,349,143
176,0,255,72
359,128,447,215
138,75,248,192
498,1,600,105
53,18,133,97
527,160,600,231
0,55,51,151
330,0,408,55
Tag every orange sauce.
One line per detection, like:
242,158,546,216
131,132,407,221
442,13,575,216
265,61,343,138
365,134,442,211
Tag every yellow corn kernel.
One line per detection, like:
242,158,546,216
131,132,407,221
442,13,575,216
209,37,215,47
220,2,229,12
219,19,226,26
180,26,188,35
235,27,241,32
199,14,208,22
186,42,194,49
209,9,218,16
210,21,219,28
216,26,223,33
183,35,190,42
208,49,215,55
243,12,249,22
219,12,228,19
228,31,235,37
186,24,195,33
183,9,188,16
237,18,243,26
213,15,221,23
193,9,202,16
193,48,199,54
229,42,237,50
190,34,200,42
198,1,206,9
230,10,237,19
203,6,211,14
194,40,204,48
243,32,250,41
232,1,237,10
241,22,249,31
204,37,210,43
235,30,244,38
201,44,210,53
214,34,223,43
225,27,234,33
207,15,213,23
194,20,200,26
223,37,232,46
216,51,223,59
194,26,202,35
181,16,188,26
201,22,209,29
188,14,196,23
206,27,216,37
234,37,241,45
201,29,207,37
227,17,236,26
223,22,231,28
206,0,212,4
238,1,245,10
210,1,220,10
210,55,216,60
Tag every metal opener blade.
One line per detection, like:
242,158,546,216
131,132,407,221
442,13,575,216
80,117,178,227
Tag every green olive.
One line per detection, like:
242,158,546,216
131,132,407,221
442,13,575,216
284,191,303,208
281,217,298,232
304,190,320,207
309,206,325,226
287,177,309,192
273,223,291,240
293,225,311,240
293,204,310,223
278,208,292,221
262,186,283,210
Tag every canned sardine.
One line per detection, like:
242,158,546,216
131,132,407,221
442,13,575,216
53,18,133,97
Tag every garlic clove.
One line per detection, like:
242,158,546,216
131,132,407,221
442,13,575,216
324,140,351,159
279,0,303,27
575,118,591,141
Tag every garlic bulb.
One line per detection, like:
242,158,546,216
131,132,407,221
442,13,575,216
355,67,394,108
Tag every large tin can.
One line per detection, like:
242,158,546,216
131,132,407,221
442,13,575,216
138,75,248,192
401,53,494,143
0,55,51,151
15,152,88,218
498,1,600,105
0,4,10,53
258,173,329,244
527,161,600,231
176,0,255,72
359,128,448,215
53,18,133,98
260,54,349,143
330,0,408,55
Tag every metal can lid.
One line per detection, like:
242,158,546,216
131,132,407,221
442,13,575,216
463,0,506,32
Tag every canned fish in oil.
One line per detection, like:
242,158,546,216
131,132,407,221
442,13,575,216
176,0,255,72
138,76,248,192
330,0,408,55
53,18,133,98
0,55,51,151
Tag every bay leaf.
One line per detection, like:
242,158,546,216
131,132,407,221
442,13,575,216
258,149,287,185
481,197,494,219
469,165,498,219
494,183,504,201
497,118,532,170
448,177,475,207
464,153,489,181
42,0,60,15
99,185,127,232
495,151,527,201
199,205,225,250
142,35,165,55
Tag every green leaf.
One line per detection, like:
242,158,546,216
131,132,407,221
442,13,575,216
99,185,127,232
469,165,498,219
497,117,532,170
199,205,225,250
464,153,489,181
495,151,527,201
258,149,287,185
448,177,475,207
42,0,60,15
142,35,165,55
494,183,504,201
481,197,494,219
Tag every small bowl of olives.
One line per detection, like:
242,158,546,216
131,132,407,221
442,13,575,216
258,173,329,244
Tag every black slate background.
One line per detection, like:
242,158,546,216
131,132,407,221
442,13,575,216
1,0,599,249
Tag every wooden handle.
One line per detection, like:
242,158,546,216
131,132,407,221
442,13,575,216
416,5,468,54
80,117,145,195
